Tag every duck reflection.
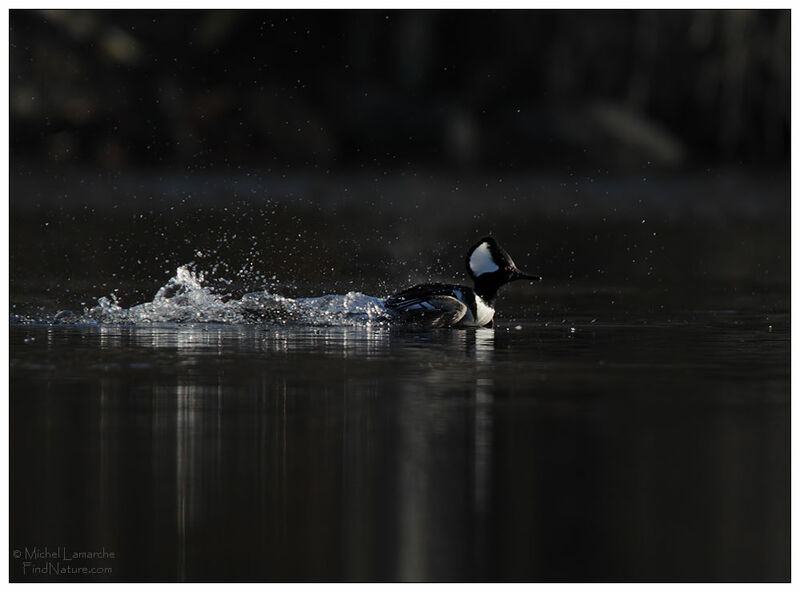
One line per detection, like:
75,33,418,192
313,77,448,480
389,328,495,580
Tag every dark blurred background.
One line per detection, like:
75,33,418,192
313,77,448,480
9,9,791,314
10,9,790,169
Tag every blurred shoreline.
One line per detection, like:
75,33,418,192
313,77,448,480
11,10,789,170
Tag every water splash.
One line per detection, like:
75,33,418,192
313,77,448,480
78,265,391,327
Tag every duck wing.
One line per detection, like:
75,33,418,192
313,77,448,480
385,284,469,328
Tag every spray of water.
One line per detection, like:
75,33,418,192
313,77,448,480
76,264,391,327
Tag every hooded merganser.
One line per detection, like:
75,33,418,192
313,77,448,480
385,236,541,328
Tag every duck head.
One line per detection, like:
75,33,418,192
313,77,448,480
466,236,541,302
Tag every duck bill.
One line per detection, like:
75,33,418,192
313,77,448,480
510,268,542,282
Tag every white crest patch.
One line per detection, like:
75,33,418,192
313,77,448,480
469,242,500,276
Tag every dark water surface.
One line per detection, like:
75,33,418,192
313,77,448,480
9,169,790,581
10,305,789,582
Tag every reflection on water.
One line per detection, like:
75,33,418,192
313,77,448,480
139,325,499,581
10,317,790,582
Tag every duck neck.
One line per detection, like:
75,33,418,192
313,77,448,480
473,278,500,305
